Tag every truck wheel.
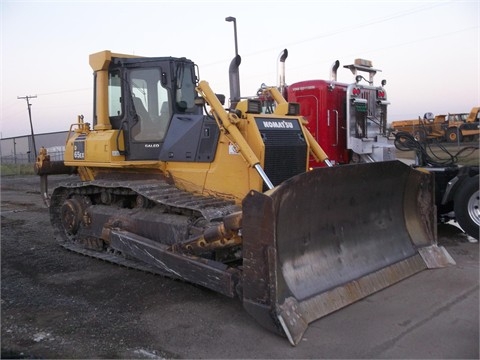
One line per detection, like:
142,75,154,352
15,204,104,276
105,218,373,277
446,128,463,143
454,175,479,240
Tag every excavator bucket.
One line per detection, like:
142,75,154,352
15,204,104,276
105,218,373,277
241,160,454,345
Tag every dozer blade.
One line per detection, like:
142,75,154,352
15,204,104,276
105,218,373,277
241,160,454,345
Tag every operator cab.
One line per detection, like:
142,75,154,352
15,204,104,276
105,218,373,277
100,56,200,160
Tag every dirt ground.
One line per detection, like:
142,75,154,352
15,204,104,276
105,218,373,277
1,174,478,359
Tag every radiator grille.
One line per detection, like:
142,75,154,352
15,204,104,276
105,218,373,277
255,118,307,190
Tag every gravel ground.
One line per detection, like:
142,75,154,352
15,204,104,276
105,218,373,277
1,174,478,359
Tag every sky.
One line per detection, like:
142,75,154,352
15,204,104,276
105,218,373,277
1,0,478,138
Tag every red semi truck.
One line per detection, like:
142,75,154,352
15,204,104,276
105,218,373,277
265,50,394,167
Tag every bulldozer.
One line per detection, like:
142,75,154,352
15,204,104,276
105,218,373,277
36,50,455,345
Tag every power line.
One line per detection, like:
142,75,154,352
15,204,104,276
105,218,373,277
283,25,477,75
274,2,451,51
200,1,453,68
36,87,90,96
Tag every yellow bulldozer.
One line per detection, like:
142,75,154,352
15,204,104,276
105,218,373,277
35,50,454,345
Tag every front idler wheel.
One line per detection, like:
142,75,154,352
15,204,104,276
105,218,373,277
61,196,88,236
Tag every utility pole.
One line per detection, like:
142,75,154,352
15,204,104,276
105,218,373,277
17,95,38,159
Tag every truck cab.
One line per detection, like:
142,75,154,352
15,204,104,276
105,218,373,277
287,59,393,166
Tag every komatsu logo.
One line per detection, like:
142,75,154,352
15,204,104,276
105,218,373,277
255,117,299,131
262,120,294,129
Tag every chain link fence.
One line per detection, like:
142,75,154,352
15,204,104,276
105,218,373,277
1,132,68,176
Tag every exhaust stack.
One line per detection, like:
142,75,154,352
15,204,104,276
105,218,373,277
228,55,242,109
226,16,241,109
330,60,340,81
277,49,288,97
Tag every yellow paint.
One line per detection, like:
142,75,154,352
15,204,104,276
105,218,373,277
65,53,328,205
65,130,125,163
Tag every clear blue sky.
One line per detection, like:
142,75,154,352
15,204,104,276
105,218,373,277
1,0,478,138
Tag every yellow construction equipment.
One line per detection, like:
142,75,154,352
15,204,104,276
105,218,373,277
37,50,454,345
390,107,480,143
